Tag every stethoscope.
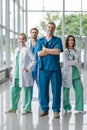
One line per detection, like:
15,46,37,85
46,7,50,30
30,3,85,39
68,49,76,60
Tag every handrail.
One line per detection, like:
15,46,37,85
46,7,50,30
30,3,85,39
0,68,11,85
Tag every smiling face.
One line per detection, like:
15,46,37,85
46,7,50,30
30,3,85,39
18,33,27,47
68,36,75,49
46,23,56,36
65,35,75,49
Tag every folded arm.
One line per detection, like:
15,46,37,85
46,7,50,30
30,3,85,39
38,46,61,57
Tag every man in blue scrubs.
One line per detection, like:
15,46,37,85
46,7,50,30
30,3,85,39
36,22,63,118
26,28,39,100
30,28,39,88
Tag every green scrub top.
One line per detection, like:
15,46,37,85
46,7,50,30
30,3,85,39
15,51,20,79
72,55,80,80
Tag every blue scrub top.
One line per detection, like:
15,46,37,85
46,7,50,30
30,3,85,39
36,36,63,70
30,40,38,72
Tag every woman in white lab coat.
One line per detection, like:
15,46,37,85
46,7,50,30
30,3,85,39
5,33,36,115
62,35,85,114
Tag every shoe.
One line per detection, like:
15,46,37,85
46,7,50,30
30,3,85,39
54,112,60,118
22,105,24,108
5,109,16,113
75,110,86,114
39,111,48,117
21,110,30,115
65,110,72,114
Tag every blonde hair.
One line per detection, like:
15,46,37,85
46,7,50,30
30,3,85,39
19,33,27,41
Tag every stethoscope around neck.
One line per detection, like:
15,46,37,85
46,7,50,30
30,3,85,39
68,49,76,60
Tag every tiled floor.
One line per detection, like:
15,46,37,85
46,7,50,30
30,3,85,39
0,70,87,130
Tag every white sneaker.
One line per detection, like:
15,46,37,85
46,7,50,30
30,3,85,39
21,110,30,115
5,109,16,113
75,110,86,114
65,110,72,114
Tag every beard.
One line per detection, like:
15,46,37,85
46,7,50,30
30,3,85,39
47,31,53,36
32,35,37,39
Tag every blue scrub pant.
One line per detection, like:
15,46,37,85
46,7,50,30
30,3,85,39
39,70,62,113
31,71,40,101
32,71,39,87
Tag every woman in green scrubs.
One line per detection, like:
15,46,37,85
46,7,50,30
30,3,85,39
62,35,86,114
5,33,36,115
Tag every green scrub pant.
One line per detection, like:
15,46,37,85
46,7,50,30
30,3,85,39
63,78,84,111
10,79,32,112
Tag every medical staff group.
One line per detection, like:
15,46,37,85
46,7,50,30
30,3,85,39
5,22,86,118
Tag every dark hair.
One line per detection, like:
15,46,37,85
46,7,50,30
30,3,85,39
30,27,39,34
19,33,27,41
65,35,75,49
47,22,56,28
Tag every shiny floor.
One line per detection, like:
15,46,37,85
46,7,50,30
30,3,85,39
0,70,87,130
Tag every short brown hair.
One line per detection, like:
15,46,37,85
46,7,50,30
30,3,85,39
30,27,39,34
47,22,56,29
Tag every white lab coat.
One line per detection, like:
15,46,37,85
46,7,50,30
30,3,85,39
62,48,81,88
11,46,36,87
25,40,31,48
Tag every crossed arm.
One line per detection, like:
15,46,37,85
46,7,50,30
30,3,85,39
38,46,61,57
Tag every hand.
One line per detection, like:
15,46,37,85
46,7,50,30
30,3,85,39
42,46,47,52
10,74,12,81
23,68,29,72
38,51,43,57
